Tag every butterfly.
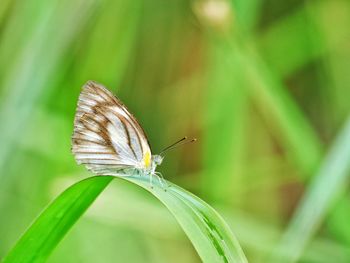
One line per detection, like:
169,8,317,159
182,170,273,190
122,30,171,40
71,81,194,186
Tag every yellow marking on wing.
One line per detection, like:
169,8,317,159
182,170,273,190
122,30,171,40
143,151,151,168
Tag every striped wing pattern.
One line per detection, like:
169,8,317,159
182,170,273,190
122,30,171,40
72,81,151,175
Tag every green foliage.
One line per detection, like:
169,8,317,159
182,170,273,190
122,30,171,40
3,177,113,263
3,176,246,263
1,0,350,262
271,117,350,262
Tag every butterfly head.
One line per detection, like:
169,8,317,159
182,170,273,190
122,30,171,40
152,154,163,166
146,154,163,174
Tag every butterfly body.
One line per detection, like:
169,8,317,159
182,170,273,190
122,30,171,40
72,81,163,179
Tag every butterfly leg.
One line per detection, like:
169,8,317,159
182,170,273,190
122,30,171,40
148,172,163,189
149,172,154,189
135,169,142,177
154,172,168,191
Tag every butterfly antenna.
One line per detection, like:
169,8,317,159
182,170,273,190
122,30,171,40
160,136,196,156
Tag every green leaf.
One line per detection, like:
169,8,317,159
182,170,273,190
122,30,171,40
3,176,113,263
270,116,350,262
3,176,247,263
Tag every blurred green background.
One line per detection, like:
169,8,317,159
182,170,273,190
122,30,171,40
1,0,350,262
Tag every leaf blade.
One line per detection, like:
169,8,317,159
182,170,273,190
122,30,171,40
3,176,247,263
3,176,113,263
126,176,247,263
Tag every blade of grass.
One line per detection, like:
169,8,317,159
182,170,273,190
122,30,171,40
0,0,97,175
231,0,262,32
209,35,323,177
3,176,113,263
3,175,247,263
125,176,248,263
315,0,350,245
80,178,350,262
202,38,247,202
243,46,323,175
196,1,323,179
223,210,350,263
328,197,350,246
74,0,142,87
258,5,326,77
270,116,350,262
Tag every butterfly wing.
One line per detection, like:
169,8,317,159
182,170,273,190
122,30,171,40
72,81,152,175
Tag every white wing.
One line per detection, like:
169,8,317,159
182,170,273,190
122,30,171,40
72,81,152,175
